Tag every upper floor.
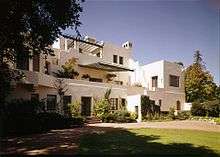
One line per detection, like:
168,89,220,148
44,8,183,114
15,35,134,86
129,60,185,92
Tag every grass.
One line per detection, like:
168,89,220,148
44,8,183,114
78,128,220,156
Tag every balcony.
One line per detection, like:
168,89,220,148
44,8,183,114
20,70,127,91
20,70,56,88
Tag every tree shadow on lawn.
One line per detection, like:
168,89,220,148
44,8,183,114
78,126,220,157
0,126,219,156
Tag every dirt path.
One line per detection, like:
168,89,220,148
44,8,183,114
1,120,219,155
89,120,220,132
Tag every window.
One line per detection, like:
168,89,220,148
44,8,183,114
176,101,181,110
33,53,40,72
47,95,57,111
135,106,138,115
89,77,103,82
79,48,83,53
114,81,123,85
96,52,101,57
113,55,118,63
110,98,118,110
63,95,72,114
152,76,158,87
121,98,126,109
169,75,179,87
119,56,123,65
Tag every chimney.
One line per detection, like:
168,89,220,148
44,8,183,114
122,41,132,49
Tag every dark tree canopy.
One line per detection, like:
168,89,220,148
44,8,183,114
0,0,83,62
0,0,83,105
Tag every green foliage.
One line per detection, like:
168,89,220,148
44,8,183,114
0,0,83,62
0,0,83,105
104,88,112,100
176,111,191,120
191,100,220,117
168,107,175,120
0,63,24,107
68,101,81,117
55,59,79,79
141,95,160,120
3,99,45,116
185,50,218,102
93,89,112,118
101,110,136,123
94,99,110,119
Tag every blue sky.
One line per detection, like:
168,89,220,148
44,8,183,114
65,0,219,84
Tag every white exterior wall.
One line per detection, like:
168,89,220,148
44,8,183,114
129,60,186,112
141,60,165,89
127,95,142,122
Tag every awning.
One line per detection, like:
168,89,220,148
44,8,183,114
79,62,134,72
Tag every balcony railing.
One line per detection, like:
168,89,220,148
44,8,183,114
21,70,127,90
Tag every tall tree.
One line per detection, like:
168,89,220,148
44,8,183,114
185,50,217,102
0,0,83,105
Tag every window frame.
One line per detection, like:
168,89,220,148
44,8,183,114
169,75,180,87
47,95,57,111
152,76,158,88
119,56,123,65
110,98,118,111
113,55,118,64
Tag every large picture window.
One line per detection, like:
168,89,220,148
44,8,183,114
47,95,57,111
169,75,179,87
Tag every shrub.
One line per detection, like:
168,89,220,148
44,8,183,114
191,100,219,117
3,99,45,116
176,111,191,120
93,99,110,119
191,101,206,116
68,101,81,117
102,110,136,123
168,107,175,120
203,100,220,117
1,99,85,137
141,95,160,120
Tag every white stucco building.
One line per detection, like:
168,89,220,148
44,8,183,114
8,35,189,121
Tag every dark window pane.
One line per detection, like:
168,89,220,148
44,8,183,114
119,56,123,65
152,76,158,87
113,55,118,63
169,75,179,87
33,53,40,72
63,95,72,115
89,77,103,82
47,95,57,111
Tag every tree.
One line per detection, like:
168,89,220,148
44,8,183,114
53,78,68,114
55,58,79,79
185,50,217,102
0,0,83,105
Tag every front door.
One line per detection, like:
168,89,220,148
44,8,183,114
81,97,92,116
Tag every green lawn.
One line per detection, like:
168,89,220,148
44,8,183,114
78,128,220,156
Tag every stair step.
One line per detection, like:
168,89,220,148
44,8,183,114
85,117,102,124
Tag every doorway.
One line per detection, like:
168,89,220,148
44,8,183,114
81,97,92,116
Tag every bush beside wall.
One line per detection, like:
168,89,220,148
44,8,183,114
191,100,220,117
0,99,85,137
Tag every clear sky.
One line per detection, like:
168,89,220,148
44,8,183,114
65,0,220,84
